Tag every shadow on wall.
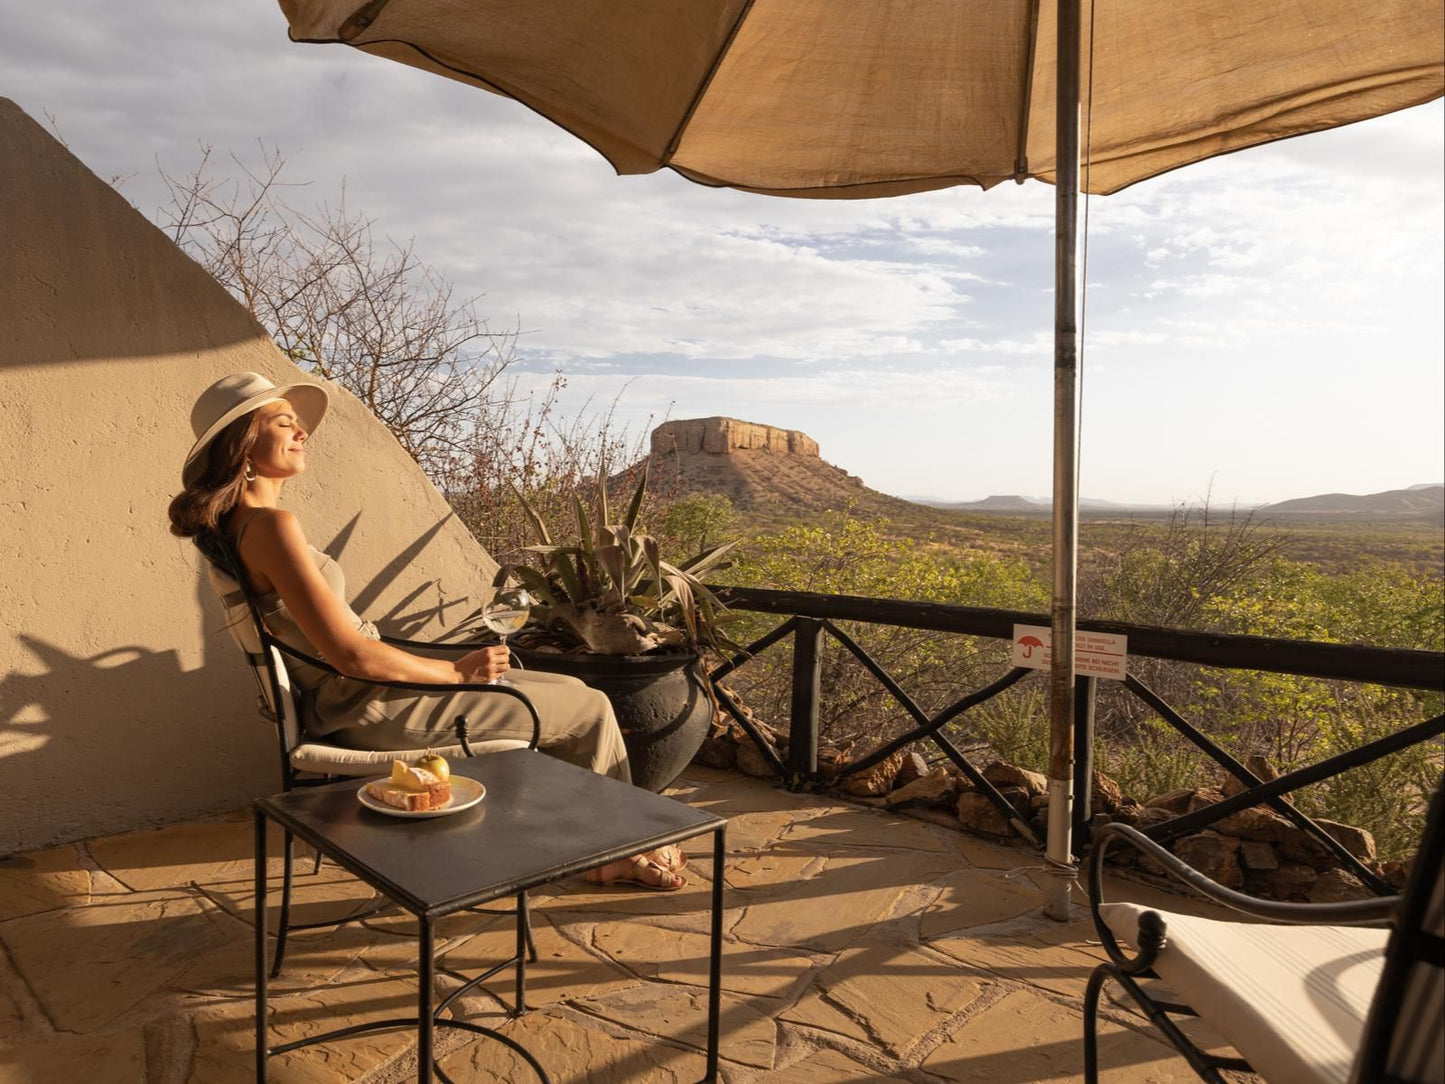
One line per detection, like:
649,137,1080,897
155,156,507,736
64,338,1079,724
0,509,489,856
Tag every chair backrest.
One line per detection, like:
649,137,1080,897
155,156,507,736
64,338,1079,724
206,560,307,760
1354,775,1445,1083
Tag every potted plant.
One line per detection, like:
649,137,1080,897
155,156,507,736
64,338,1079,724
491,463,740,790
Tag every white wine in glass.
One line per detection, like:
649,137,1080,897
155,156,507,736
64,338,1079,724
482,588,532,685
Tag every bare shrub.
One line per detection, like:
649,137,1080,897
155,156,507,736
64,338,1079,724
159,144,519,479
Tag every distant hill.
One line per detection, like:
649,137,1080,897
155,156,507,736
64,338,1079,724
1259,484,1444,520
914,494,1148,513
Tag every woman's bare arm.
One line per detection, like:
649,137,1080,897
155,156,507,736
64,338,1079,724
237,509,507,684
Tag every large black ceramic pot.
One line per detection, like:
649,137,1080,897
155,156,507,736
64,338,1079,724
512,648,713,792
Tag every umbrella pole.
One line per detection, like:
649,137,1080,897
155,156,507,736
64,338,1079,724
1045,0,1083,922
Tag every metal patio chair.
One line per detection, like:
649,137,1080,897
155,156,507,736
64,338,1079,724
205,550,542,984
1084,774,1444,1083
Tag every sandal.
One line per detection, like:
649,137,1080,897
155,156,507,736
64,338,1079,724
585,855,687,892
647,845,688,873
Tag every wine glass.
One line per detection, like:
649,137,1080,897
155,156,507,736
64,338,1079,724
481,587,532,685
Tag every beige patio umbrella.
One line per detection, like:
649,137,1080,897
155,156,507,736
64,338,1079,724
279,0,1444,917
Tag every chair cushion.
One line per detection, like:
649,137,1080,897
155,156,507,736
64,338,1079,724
289,739,530,776
1100,902,1389,1084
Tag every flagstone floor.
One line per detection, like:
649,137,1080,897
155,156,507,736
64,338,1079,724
0,766,1252,1083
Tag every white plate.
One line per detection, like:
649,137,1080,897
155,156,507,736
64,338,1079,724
358,776,485,819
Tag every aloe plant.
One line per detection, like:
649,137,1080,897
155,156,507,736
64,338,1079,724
495,463,740,656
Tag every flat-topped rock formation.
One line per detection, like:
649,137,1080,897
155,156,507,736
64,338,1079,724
638,417,920,524
651,417,819,457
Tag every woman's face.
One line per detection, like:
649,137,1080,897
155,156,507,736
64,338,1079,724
248,399,310,480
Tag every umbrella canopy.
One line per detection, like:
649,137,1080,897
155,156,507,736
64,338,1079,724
281,0,1442,197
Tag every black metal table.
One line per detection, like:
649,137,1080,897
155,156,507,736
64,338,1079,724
253,749,727,1083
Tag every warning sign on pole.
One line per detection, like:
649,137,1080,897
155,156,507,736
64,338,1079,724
1010,625,1128,681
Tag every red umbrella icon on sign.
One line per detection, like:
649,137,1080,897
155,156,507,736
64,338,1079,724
1018,635,1045,659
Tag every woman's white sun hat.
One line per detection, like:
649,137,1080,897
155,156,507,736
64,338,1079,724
182,371,330,485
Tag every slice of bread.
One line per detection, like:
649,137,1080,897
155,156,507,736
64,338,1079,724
370,764,452,811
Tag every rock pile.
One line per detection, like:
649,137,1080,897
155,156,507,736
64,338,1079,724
694,712,1398,903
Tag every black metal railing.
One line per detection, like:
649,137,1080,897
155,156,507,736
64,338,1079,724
707,585,1445,890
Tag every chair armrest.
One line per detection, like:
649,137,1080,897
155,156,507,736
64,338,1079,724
378,634,491,652
265,637,540,750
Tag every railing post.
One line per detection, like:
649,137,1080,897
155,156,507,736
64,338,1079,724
788,617,823,790
1072,675,1096,858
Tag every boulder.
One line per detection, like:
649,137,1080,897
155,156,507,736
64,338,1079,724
1215,803,1295,842
1309,868,1373,904
884,767,958,810
1238,840,1279,871
1316,819,1377,862
982,762,1047,797
1173,831,1243,889
842,751,906,797
1185,787,1228,814
1090,771,1124,815
1135,806,1176,831
816,742,853,783
1146,788,1196,814
956,791,1016,838
693,734,736,770
735,740,778,779
1222,754,1284,798
1262,863,1318,900
893,751,931,790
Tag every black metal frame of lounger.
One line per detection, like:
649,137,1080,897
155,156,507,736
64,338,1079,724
1083,775,1445,1083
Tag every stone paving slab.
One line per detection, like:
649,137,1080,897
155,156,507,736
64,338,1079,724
436,1008,709,1083
591,918,820,1000
779,940,986,1056
922,985,1211,1082
0,1028,147,1084
1,887,232,1032
0,769,1262,1083
729,848,959,954
0,843,93,922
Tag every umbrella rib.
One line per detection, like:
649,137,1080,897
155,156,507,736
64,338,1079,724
661,0,757,166
1014,0,1042,181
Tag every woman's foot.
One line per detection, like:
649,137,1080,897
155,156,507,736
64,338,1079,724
585,854,686,892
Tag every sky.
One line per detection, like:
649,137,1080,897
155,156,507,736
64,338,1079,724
4,4,1442,507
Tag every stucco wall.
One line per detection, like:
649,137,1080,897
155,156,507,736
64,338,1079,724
0,99,498,854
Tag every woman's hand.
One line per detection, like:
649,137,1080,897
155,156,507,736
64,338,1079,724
455,646,511,683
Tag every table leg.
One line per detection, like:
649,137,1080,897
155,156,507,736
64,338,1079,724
419,915,434,1084
515,891,528,1016
706,825,725,1082
254,809,269,1084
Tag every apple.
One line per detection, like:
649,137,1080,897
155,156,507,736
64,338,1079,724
415,750,450,782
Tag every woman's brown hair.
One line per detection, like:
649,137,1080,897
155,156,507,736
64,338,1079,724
167,410,266,562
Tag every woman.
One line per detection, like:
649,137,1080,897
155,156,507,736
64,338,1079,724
169,371,684,890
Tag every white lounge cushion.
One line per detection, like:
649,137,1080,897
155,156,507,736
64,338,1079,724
1100,902,1389,1084
290,739,529,776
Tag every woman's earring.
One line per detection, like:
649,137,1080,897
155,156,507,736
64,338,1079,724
243,460,256,483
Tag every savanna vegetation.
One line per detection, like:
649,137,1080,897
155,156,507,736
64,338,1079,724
713,501,1443,859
